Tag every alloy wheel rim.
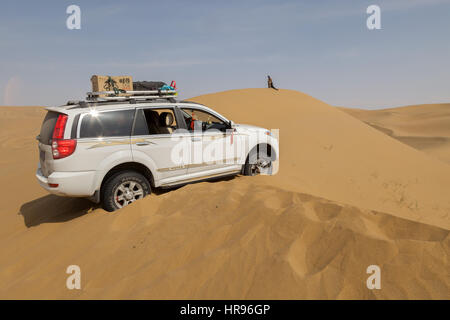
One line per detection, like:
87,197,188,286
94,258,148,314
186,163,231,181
251,157,271,175
113,181,144,208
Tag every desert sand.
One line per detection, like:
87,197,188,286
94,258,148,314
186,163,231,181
0,89,448,299
341,104,450,164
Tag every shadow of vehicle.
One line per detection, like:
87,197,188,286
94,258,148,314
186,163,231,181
19,175,238,227
18,195,96,228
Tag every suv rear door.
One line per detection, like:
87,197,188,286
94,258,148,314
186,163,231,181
131,107,190,184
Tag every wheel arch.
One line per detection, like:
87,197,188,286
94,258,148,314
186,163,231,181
100,162,155,194
245,143,277,163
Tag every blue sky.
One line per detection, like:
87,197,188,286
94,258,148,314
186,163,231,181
1,0,450,108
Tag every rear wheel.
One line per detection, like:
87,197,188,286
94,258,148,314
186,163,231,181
243,146,273,176
101,171,151,212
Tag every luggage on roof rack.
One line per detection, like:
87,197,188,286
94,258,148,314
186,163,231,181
133,81,167,91
86,75,177,103
91,75,133,93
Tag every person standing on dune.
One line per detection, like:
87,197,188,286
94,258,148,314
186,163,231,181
267,75,278,90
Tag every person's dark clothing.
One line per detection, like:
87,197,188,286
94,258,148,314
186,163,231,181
267,76,278,90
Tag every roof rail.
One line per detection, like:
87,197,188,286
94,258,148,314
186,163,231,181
86,89,177,102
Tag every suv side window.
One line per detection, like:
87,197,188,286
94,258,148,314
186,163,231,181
180,108,228,132
80,109,134,138
133,108,178,136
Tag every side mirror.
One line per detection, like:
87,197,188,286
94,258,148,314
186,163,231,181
228,120,235,128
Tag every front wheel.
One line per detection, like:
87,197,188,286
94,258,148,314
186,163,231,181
101,171,151,212
243,147,273,176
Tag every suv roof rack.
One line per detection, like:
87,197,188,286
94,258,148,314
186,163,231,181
86,89,177,102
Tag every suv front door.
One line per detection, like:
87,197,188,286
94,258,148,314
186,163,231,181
180,107,241,176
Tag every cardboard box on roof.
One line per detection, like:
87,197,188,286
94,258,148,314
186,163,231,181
90,75,133,95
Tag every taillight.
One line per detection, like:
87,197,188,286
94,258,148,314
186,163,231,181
52,139,77,159
52,114,68,140
51,114,77,159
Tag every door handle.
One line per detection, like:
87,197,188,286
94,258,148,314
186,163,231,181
191,137,201,142
136,142,150,146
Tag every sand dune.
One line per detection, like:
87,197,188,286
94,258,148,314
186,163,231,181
341,104,450,164
0,90,448,299
190,90,450,228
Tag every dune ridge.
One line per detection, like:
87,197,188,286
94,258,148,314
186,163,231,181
341,103,450,164
0,90,448,299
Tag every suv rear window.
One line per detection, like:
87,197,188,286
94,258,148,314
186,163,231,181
80,110,134,138
39,111,60,145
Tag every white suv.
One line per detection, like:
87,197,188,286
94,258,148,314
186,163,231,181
36,99,278,211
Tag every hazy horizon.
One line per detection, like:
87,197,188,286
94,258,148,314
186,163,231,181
1,0,450,109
